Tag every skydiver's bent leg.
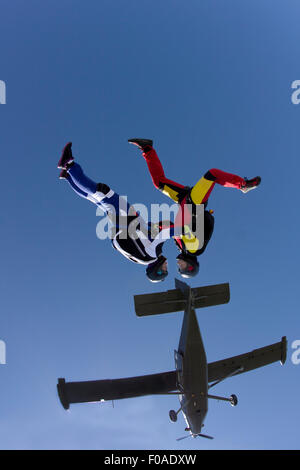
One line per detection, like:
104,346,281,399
190,169,247,204
67,162,99,195
65,173,89,200
142,148,185,202
64,161,174,246
66,162,134,219
206,169,246,189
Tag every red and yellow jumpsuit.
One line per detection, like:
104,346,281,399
142,148,246,257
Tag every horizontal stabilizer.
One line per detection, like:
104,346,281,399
208,336,287,383
134,283,230,317
57,371,177,410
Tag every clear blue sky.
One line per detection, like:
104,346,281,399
0,0,299,450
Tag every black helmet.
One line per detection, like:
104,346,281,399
146,256,168,283
176,253,199,278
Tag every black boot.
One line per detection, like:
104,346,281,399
128,138,153,152
59,169,69,180
58,142,74,169
240,176,261,193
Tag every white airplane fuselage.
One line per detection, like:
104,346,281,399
176,306,208,435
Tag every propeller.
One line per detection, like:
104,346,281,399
176,433,214,441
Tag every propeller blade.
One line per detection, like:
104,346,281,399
176,432,214,441
198,433,214,440
176,434,191,441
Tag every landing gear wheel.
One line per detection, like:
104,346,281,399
169,410,178,422
230,394,238,407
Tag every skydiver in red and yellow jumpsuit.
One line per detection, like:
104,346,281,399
128,138,261,278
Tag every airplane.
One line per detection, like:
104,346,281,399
57,279,287,440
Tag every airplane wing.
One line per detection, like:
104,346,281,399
207,336,287,383
57,371,177,409
134,283,230,316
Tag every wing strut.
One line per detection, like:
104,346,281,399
208,366,244,389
